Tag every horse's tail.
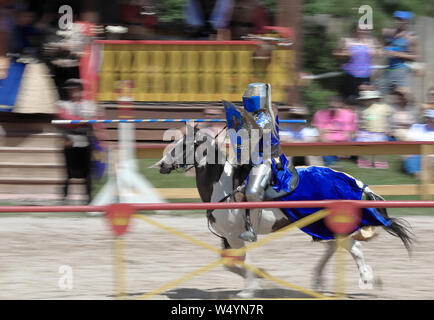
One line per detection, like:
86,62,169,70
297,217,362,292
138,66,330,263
362,184,415,255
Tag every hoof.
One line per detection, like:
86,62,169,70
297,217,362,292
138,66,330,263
236,290,255,299
312,277,325,292
358,277,374,290
358,265,374,290
239,230,257,242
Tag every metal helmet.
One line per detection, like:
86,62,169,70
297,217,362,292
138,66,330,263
242,83,268,112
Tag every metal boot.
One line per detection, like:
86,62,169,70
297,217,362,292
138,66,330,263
239,209,257,242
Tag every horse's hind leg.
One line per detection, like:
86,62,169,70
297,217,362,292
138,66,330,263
313,241,335,291
344,237,374,289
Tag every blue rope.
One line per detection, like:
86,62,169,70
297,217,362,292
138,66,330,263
52,119,306,124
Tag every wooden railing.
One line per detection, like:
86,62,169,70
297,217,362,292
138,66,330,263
134,141,434,200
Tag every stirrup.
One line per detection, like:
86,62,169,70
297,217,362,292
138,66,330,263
239,208,257,242
239,229,257,242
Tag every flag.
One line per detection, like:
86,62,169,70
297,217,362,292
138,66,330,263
92,138,107,180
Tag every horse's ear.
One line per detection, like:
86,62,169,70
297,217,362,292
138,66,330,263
185,122,196,132
148,159,162,169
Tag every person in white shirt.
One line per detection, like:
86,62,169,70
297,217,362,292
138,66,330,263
56,79,96,204
403,109,434,177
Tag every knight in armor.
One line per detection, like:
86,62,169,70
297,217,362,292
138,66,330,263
237,83,282,242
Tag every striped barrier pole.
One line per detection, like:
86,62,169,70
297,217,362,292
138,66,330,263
51,119,307,124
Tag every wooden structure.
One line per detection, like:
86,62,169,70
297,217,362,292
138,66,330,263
136,141,434,200
96,40,294,103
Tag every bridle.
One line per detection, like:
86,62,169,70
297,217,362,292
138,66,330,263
165,125,228,173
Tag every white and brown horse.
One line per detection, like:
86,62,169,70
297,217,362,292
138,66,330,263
155,128,414,297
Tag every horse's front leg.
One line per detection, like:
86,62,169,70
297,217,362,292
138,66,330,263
220,236,262,298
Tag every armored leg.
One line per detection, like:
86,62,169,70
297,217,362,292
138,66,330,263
240,163,272,242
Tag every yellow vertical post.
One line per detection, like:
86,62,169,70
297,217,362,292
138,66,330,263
113,236,126,299
334,235,348,299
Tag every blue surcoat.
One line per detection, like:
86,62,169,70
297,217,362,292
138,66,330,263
270,155,391,240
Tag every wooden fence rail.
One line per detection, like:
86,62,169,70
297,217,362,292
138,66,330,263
134,141,434,200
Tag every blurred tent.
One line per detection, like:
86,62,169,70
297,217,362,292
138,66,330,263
0,59,58,114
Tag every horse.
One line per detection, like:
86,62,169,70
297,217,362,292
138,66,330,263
155,127,414,297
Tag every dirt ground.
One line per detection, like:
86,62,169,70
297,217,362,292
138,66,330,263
0,214,433,300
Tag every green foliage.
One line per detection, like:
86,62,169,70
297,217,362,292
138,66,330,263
304,0,434,18
302,23,339,74
155,0,278,23
301,21,340,112
156,0,186,23
301,81,337,114
262,0,277,16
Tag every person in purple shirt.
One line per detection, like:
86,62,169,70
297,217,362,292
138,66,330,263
334,24,382,99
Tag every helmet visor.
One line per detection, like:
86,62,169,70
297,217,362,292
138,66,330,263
243,96,261,112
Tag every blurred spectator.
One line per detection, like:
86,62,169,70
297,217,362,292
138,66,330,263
228,0,268,40
344,94,361,113
43,17,94,100
0,55,8,79
279,106,323,166
0,0,14,57
421,87,434,112
334,24,381,99
10,7,40,56
57,79,96,204
312,96,358,167
356,88,393,169
403,109,434,178
389,86,417,141
185,0,220,37
120,0,158,39
380,11,420,94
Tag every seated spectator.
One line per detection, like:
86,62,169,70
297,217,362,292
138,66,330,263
389,86,417,141
403,109,434,178
312,96,358,167
421,87,434,112
120,0,158,40
228,0,268,40
356,88,393,169
185,0,220,38
279,106,323,166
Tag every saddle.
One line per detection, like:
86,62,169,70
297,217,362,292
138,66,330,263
264,163,300,200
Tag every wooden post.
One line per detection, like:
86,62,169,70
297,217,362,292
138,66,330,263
334,235,347,299
113,236,126,299
420,144,434,200
276,0,303,106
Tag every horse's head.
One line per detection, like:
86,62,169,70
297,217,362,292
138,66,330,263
157,131,193,174
155,126,218,174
